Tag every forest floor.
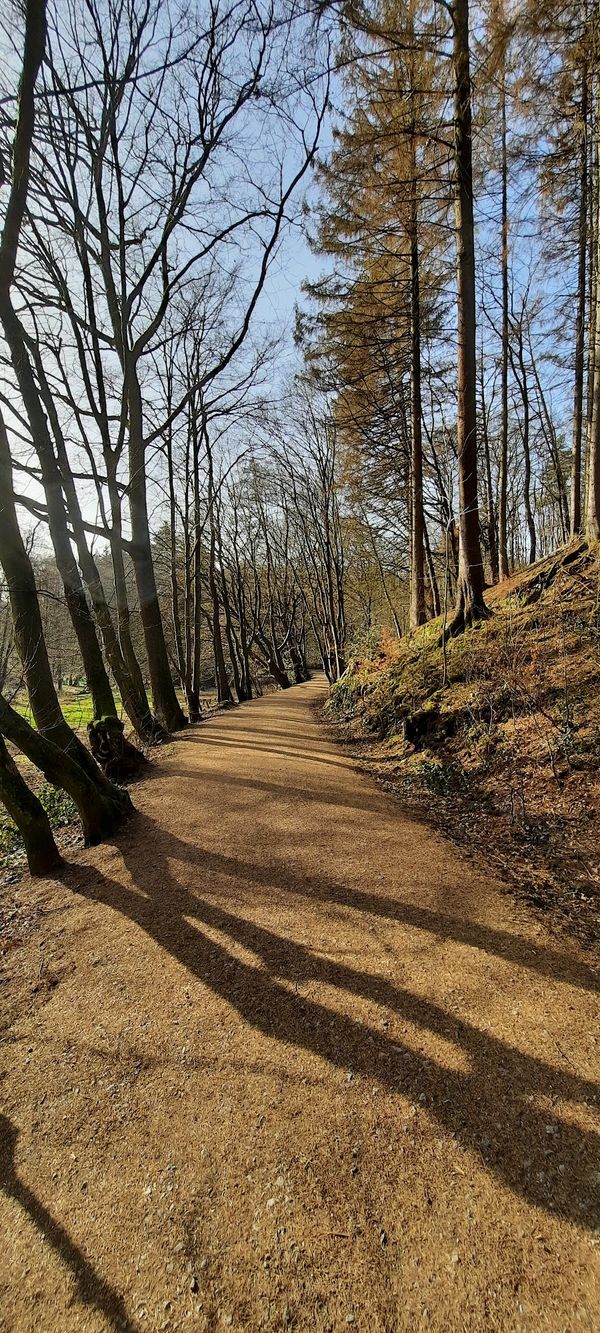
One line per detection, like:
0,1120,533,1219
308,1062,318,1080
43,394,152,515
1,677,599,1332
328,542,600,950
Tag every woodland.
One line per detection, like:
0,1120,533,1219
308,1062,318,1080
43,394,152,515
1,4,600,1330
0,0,597,875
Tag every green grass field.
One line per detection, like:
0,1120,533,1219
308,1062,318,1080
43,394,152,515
13,686,123,733
1,684,223,867
12,685,203,733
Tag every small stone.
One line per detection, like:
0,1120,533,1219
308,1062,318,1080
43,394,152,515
380,1229,388,1247
190,1276,199,1293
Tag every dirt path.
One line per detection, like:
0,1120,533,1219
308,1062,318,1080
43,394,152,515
1,677,599,1332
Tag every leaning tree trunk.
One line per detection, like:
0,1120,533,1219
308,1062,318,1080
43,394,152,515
448,0,489,633
33,350,161,741
1,316,116,720
126,367,187,731
0,695,132,845
0,415,132,818
0,2,115,722
0,733,62,875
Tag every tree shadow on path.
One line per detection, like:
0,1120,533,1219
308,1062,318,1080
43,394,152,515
0,1112,137,1332
113,792,600,996
65,813,600,1232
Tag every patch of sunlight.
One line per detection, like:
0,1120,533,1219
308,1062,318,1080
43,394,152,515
181,913,267,972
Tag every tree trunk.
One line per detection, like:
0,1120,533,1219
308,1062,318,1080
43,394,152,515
165,412,190,707
408,202,426,629
587,162,600,540
571,65,588,536
585,111,598,504
409,162,426,627
0,307,116,721
0,734,62,875
448,0,489,632
0,694,131,845
424,521,442,618
0,412,133,818
510,325,536,564
498,74,510,579
30,341,159,741
206,439,234,707
190,414,204,721
55,440,162,741
104,454,153,719
479,339,499,582
260,642,291,690
217,532,247,702
0,4,117,723
126,366,188,731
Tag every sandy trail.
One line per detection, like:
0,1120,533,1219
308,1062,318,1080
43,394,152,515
1,676,599,1332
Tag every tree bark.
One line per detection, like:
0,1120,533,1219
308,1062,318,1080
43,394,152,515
479,339,499,582
409,179,426,628
0,410,133,820
0,694,131,845
49,412,162,741
0,734,63,875
190,411,204,721
424,521,442,618
7,321,117,720
509,324,536,564
126,366,188,731
448,0,489,632
587,158,600,540
205,429,234,706
571,65,588,536
498,73,510,579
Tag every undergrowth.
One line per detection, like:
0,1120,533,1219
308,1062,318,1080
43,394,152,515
327,543,600,946
0,784,78,869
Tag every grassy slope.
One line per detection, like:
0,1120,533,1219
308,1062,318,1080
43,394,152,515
328,542,600,949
